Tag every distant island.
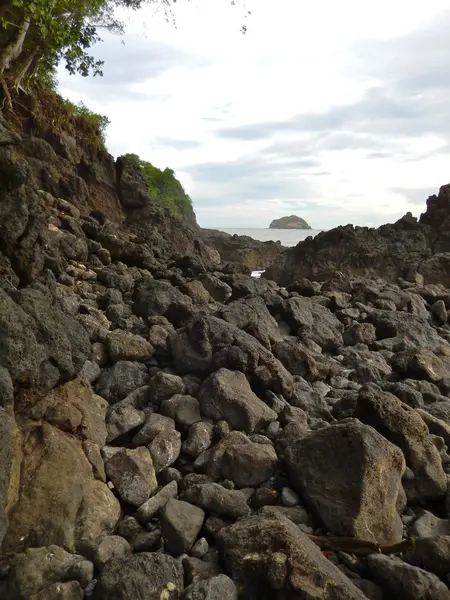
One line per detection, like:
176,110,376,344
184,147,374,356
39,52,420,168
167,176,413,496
269,215,312,229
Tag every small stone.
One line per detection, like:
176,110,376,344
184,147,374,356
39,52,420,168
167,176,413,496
161,499,205,555
281,487,299,507
190,537,209,558
181,483,250,520
160,394,202,430
135,480,178,524
149,427,182,473
106,405,145,443
132,413,175,446
183,421,214,458
148,371,185,407
93,535,132,570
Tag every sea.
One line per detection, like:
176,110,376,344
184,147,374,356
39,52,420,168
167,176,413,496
217,228,323,278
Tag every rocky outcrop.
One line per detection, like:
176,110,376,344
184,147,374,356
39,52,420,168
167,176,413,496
269,214,312,229
264,190,450,286
201,228,283,271
4,109,450,598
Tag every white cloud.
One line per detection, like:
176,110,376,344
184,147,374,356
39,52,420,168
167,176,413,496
57,0,450,229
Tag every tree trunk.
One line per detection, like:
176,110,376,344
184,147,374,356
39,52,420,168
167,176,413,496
10,46,38,90
0,17,31,74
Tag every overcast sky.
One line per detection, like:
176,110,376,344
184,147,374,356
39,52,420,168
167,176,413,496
58,0,450,229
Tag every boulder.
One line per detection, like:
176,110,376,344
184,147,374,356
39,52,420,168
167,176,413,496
105,447,157,507
367,554,450,600
161,499,205,554
0,545,93,600
220,441,278,487
198,368,277,433
181,483,250,520
285,421,405,544
92,552,184,600
218,512,367,599
355,386,447,502
95,361,149,404
170,316,294,399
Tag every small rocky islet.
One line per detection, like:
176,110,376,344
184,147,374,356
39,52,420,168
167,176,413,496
3,111,450,600
269,214,312,229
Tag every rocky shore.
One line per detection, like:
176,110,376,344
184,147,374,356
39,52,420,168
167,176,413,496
2,111,450,600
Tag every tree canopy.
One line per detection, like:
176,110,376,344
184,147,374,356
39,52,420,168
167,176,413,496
0,0,249,97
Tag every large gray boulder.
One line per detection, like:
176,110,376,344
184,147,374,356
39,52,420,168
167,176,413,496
285,420,405,545
198,368,277,433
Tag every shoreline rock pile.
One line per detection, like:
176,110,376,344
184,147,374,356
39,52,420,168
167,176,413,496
2,114,450,599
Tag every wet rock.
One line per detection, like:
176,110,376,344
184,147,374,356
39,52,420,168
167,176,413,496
181,483,250,519
161,499,205,555
220,441,278,487
182,575,238,600
285,420,405,544
105,447,157,506
105,330,154,362
198,368,277,432
355,386,447,502
218,512,367,599
95,361,149,404
136,480,178,524
367,553,450,600
149,427,182,472
91,552,184,600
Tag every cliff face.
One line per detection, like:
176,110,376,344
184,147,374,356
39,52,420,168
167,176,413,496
269,215,311,229
264,193,450,287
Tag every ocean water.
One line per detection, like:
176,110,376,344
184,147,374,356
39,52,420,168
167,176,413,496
218,228,323,248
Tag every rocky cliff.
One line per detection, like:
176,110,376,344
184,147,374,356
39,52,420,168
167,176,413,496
264,190,450,286
3,100,450,600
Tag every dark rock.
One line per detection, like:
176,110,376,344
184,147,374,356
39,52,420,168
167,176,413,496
354,386,447,502
91,552,184,600
285,420,405,544
181,483,250,519
149,427,182,472
183,421,214,458
93,535,132,570
218,512,367,599
280,296,344,350
148,371,186,407
410,510,450,538
105,330,154,362
170,316,294,398
343,323,377,346
136,481,178,524
198,368,277,432
161,499,205,554
220,441,278,487
161,394,202,430
0,545,93,600
106,404,145,443
367,554,450,600
404,536,450,577
133,278,193,325
95,361,149,404
105,447,157,507
182,575,237,600
132,413,175,446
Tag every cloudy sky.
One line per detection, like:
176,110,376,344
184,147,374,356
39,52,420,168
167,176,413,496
58,0,450,229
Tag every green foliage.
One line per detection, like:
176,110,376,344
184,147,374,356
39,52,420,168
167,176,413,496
124,153,193,220
63,98,110,142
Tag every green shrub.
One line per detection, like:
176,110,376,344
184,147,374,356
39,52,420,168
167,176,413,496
63,100,110,143
123,153,193,220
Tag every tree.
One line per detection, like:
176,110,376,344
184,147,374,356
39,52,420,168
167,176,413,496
0,0,250,100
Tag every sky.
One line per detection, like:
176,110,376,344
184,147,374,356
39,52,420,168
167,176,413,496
58,0,450,229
